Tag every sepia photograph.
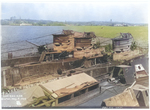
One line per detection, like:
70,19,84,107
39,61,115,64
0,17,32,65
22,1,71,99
1,0,149,108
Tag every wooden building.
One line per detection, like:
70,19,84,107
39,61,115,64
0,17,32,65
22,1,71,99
112,33,133,52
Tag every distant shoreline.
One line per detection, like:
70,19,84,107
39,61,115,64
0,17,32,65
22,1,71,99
1,25,66,26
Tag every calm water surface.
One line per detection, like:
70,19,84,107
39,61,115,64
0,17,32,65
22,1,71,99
1,26,64,45
1,26,65,53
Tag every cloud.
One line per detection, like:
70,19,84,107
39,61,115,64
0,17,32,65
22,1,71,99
1,2,149,23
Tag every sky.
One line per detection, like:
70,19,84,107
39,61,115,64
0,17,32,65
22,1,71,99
1,1,149,23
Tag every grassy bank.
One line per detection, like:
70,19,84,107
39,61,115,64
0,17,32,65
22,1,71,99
65,26,148,47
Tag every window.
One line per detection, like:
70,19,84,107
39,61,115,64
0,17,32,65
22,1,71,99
74,89,86,97
58,94,71,103
55,44,60,46
88,84,99,92
77,48,82,51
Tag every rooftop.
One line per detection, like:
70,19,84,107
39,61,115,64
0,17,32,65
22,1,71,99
41,73,98,97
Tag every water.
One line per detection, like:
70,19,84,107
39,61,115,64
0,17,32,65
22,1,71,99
1,26,64,45
1,26,65,59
